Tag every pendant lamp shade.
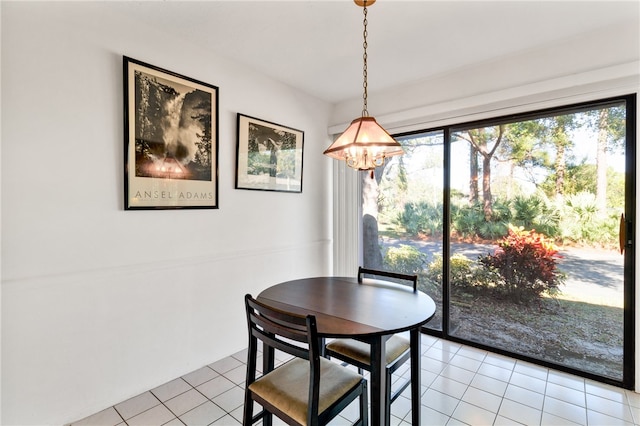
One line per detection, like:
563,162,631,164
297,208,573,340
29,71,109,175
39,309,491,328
323,0,403,172
323,117,403,170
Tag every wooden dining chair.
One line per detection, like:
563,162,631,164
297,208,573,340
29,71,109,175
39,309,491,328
324,267,418,415
243,294,368,426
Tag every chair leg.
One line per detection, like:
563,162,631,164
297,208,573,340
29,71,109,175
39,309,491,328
242,393,253,425
359,380,368,426
385,368,393,419
263,410,273,426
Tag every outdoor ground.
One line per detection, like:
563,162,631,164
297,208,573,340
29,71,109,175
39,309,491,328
450,295,623,379
381,236,625,381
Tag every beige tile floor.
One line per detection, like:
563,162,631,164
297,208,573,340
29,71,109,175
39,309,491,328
71,335,640,425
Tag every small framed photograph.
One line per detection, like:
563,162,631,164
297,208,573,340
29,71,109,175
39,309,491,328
123,56,219,209
235,114,304,193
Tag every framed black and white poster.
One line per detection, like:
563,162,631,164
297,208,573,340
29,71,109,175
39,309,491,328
124,56,219,209
235,114,304,193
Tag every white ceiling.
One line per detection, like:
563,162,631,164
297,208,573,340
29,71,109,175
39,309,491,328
112,0,639,104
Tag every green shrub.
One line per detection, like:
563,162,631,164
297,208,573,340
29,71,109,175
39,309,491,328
512,194,544,228
479,225,565,303
478,221,509,239
451,203,485,238
491,199,513,223
396,201,442,237
383,244,426,275
426,253,478,291
511,194,561,237
559,192,618,247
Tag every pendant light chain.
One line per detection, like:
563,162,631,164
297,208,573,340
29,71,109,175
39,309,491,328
362,2,369,117
322,0,404,172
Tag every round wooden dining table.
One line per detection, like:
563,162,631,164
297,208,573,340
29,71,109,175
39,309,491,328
257,276,436,426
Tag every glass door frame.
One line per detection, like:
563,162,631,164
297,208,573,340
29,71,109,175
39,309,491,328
391,94,636,389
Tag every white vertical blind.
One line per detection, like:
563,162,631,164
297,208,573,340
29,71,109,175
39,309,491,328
332,160,361,277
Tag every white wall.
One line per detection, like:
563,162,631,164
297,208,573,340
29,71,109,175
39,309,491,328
1,2,333,425
331,21,640,132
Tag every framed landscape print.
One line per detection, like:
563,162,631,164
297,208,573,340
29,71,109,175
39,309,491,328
123,56,219,209
235,114,304,193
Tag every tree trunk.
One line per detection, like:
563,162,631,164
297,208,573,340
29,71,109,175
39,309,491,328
482,155,492,221
555,143,565,202
508,159,515,199
596,108,609,214
469,146,479,204
362,170,384,269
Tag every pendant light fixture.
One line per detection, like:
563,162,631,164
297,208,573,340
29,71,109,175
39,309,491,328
323,0,403,174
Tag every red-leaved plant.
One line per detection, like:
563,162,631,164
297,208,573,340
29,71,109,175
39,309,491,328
479,225,565,303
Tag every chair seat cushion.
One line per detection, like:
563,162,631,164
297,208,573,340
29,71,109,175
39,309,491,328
326,334,410,366
248,357,363,425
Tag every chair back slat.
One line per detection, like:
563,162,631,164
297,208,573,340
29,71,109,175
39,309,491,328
245,293,321,372
358,266,418,291
249,309,307,341
249,314,310,360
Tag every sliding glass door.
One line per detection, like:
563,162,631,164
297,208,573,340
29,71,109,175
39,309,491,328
363,95,635,387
